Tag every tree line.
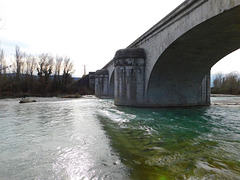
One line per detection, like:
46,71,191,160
212,72,240,95
0,46,78,97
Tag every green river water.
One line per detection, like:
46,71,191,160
0,97,239,179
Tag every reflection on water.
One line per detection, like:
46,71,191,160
0,97,239,179
0,97,128,180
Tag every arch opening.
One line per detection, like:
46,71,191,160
211,49,240,75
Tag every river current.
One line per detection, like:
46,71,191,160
0,96,239,180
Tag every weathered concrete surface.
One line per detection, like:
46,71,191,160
114,48,146,106
96,0,240,107
95,69,110,98
89,72,95,91
103,61,115,97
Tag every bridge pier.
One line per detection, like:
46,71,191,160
114,48,146,106
146,73,211,107
89,72,95,91
200,73,211,105
95,69,110,98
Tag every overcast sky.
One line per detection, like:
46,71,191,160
0,0,239,77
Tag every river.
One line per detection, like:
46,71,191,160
0,96,239,180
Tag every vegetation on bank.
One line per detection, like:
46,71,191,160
0,46,81,97
212,72,240,95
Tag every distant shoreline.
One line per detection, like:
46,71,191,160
211,94,240,106
0,93,83,99
1,94,240,106
211,94,240,97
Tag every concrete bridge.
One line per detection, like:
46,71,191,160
91,0,240,107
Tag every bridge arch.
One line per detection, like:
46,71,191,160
146,5,240,106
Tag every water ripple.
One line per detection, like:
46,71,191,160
0,98,129,180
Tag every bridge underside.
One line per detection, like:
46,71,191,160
146,6,240,107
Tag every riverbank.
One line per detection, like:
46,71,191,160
211,94,240,106
211,94,240,97
2,93,240,106
0,93,83,99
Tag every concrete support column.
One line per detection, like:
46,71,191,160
114,48,146,106
146,72,211,107
95,69,109,98
89,72,95,91
199,72,211,105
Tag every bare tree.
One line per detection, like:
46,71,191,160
0,45,78,95
0,49,5,76
26,55,31,75
52,56,63,90
23,54,37,91
62,57,74,91
20,52,27,75
213,73,224,88
55,56,63,79
30,56,37,76
63,57,73,75
25,54,37,75
15,46,23,81
37,53,54,84
224,72,239,94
